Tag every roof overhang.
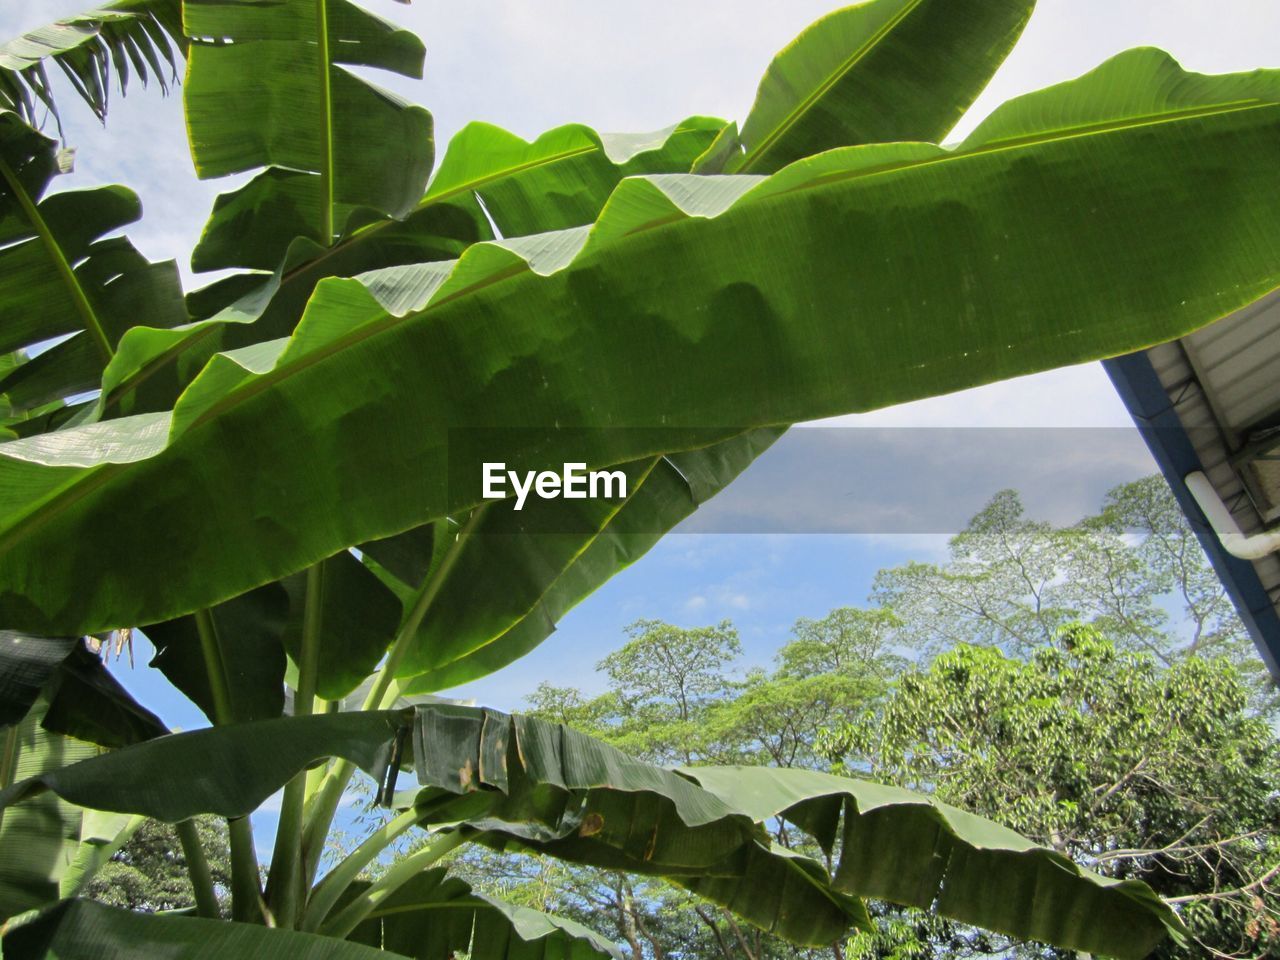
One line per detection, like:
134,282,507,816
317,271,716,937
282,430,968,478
1106,288,1280,680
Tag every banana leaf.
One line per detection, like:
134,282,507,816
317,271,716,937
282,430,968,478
342,869,622,960
2,50,1278,636
0,1,182,126
0,113,185,417
711,0,1034,172
1,898,411,960
103,117,721,419
183,0,433,250
0,704,1186,954
0,701,101,920
680,765,1187,960
399,431,783,690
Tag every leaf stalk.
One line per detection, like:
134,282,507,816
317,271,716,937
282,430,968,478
175,818,221,919
299,504,490,887
301,806,422,931
320,829,466,939
267,563,325,926
228,816,265,923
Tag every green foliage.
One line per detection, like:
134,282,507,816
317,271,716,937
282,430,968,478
0,0,1276,956
85,816,231,914
0,2,182,127
482,482,1277,959
824,628,1280,958
8,51,1280,636
872,483,1258,668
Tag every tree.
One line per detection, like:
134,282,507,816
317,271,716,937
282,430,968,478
594,619,741,763
2,0,1278,957
500,619,880,960
702,608,901,770
490,482,1277,959
873,482,1259,670
85,816,232,915
821,628,1280,959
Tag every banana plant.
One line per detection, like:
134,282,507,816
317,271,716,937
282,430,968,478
2,0,1278,956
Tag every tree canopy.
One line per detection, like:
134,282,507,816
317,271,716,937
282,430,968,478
467,479,1280,959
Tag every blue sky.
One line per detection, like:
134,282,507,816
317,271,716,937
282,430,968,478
5,0,1280,853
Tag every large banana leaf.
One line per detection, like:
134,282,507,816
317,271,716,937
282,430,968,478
364,0,1035,690
0,1,182,126
0,705,1186,955
680,766,1188,960
0,706,863,944
183,0,433,251
343,869,622,960
712,0,1034,173
0,634,163,748
426,118,729,239
0,701,100,920
1,899,411,960
40,643,167,749
0,710,407,823
2,49,1278,636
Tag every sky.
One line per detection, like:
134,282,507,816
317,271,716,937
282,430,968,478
4,0,1279,851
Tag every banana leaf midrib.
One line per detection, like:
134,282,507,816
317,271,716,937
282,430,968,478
767,96,1275,201
738,0,927,173
314,0,335,240
2,90,1277,580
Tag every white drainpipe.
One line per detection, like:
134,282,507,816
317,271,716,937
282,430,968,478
1185,471,1280,561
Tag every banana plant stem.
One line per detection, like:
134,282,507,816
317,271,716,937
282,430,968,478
176,818,221,919
229,816,265,923
301,807,422,932
193,609,234,725
321,829,466,940
299,505,490,888
267,563,325,927
195,608,264,922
